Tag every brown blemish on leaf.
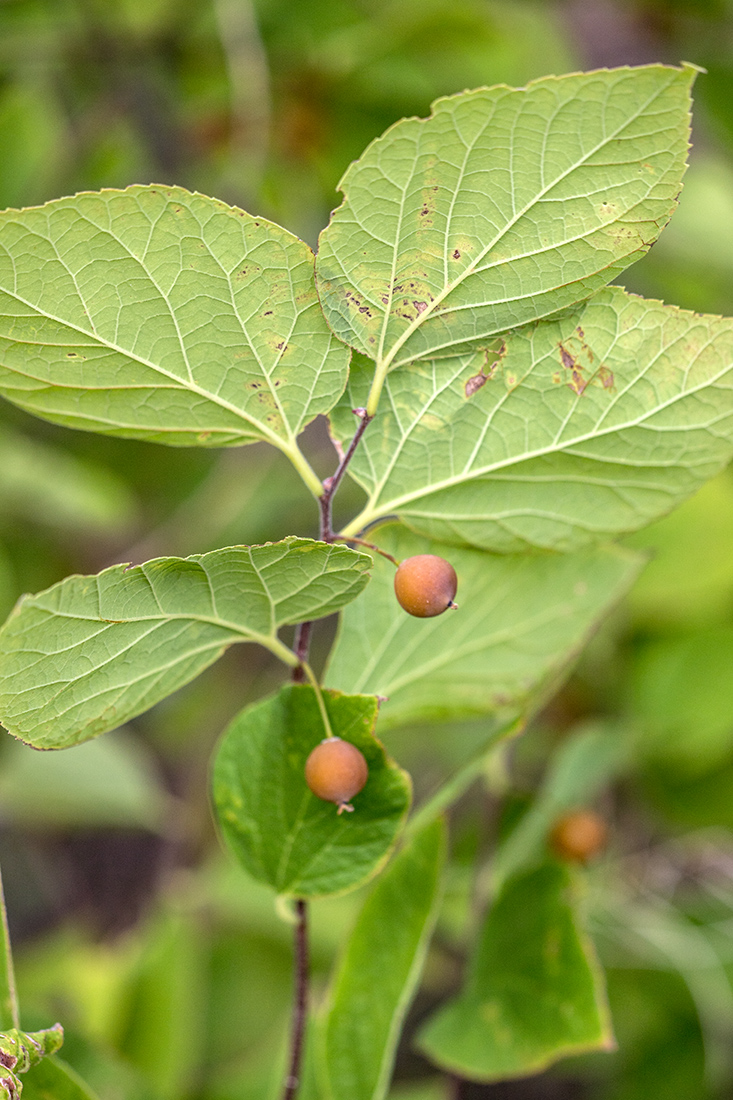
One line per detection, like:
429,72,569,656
343,287,373,320
452,249,461,260
558,341,588,395
465,345,504,397
569,369,588,396
465,371,488,397
559,344,575,371
417,185,436,228
558,335,614,396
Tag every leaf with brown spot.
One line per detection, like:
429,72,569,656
333,287,733,552
317,66,696,380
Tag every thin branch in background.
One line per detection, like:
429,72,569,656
283,898,309,1100
213,0,271,205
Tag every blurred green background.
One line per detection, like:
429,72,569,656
3,1,733,1098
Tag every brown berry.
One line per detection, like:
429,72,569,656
550,810,608,864
304,737,368,814
394,554,458,618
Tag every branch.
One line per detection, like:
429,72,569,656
319,408,373,542
291,621,312,682
282,899,309,1100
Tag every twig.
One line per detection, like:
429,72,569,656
282,899,309,1100
291,621,312,682
319,409,373,542
281,409,375,1095
293,410,374,673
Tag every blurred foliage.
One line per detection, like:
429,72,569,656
3,0,733,1098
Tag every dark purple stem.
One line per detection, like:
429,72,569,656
319,410,373,542
282,899,309,1100
284,411,375,1092
447,1073,463,1100
293,411,374,676
291,621,312,683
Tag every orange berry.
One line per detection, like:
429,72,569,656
304,737,368,814
394,555,458,618
550,810,608,864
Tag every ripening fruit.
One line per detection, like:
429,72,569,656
550,810,608,864
305,736,368,814
394,554,458,618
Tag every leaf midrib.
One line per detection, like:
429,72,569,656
3,606,275,648
350,330,731,526
0,281,297,454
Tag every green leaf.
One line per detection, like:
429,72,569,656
0,730,173,831
632,627,733,773
212,684,411,897
624,470,733,628
316,65,695,413
0,186,350,494
325,526,643,730
337,287,733,551
0,427,136,533
0,873,17,1033
0,539,371,749
117,911,206,1100
317,818,446,1100
491,721,627,892
14,1057,99,1100
417,861,614,1081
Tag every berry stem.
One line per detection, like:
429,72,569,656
331,535,399,567
300,661,334,740
282,898,309,1100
